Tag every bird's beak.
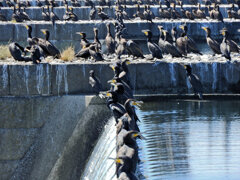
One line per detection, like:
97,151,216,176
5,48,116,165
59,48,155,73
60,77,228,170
107,79,117,84
184,65,187,69
41,29,46,35
132,132,146,140
202,27,207,31
116,158,123,164
221,31,225,36
126,60,131,65
179,25,184,30
132,100,143,108
76,32,83,36
143,31,148,36
110,65,115,71
25,25,29,29
106,92,112,97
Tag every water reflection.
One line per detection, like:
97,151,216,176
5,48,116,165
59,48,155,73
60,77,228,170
137,100,240,180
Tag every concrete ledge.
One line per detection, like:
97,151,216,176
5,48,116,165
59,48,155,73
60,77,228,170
0,5,235,21
0,20,239,43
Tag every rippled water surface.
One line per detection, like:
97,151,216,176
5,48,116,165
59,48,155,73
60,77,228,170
136,100,240,180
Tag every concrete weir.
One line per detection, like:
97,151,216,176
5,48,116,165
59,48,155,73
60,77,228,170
0,61,240,180
0,95,111,180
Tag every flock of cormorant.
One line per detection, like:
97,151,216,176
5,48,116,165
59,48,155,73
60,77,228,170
89,57,203,179
0,0,239,63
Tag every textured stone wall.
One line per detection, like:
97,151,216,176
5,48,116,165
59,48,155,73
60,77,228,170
0,62,240,97
0,95,111,180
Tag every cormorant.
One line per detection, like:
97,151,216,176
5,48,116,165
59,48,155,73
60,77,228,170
37,0,43,7
76,32,91,48
163,30,182,57
89,3,96,20
71,0,81,7
42,6,50,21
158,26,166,53
75,46,91,58
171,26,178,45
126,40,144,58
89,70,102,95
105,23,116,55
122,5,130,20
158,2,171,19
180,24,202,55
93,28,102,52
196,3,206,19
21,7,31,21
115,32,127,59
24,25,35,46
143,5,152,22
9,42,26,61
40,29,61,58
0,7,7,21
142,30,163,59
89,43,104,61
179,1,187,18
12,5,23,22
6,0,14,7
50,5,59,25
106,91,126,123
176,33,188,56
133,4,145,20
171,3,181,19
184,65,203,99
213,4,223,22
202,27,221,55
68,7,78,21
99,0,107,6
97,7,109,21
221,28,240,53
220,30,231,60
24,44,44,64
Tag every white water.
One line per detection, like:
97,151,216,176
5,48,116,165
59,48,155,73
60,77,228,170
2,64,8,89
56,65,68,95
23,66,30,94
82,117,117,180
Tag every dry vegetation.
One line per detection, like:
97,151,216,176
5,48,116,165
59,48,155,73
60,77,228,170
0,45,11,60
60,46,75,61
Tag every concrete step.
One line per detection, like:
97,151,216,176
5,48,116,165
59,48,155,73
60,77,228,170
0,5,238,21
0,0,237,7
0,20,239,43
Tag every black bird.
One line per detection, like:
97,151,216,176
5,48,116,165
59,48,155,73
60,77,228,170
71,0,81,7
89,43,104,61
171,26,178,45
89,70,102,95
37,0,43,7
6,0,14,7
126,40,144,58
180,24,202,55
162,30,182,57
196,3,206,19
99,0,107,6
93,28,101,52
158,2,171,19
0,7,7,21
42,6,50,21
68,7,78,21
85,0,94,6
115,32,127,59
75,46,91,59
21,7,31,21
202,27,221,55
142,30,163,59
105,23,115,55
40,29,61,58
25,44,45,64
158,26,166,53
143,5,152,22
122,5,130,20
124,99,142,123
133,4,145,20
106,91,126,123
63,5,70,21
221,28,240,53
24,25,36,46
97,7,109,21
76,32,91,49
89,3,96,20
50,5,59,25
12,5,23,22
9,42,26,61
213,4,223,22
220,30,231,61
184,65,203,99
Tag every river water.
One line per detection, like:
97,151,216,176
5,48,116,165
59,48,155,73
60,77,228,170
136,100,240,180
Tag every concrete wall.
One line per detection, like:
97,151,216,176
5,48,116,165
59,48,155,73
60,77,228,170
1,62,240,97
0,95,111,180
